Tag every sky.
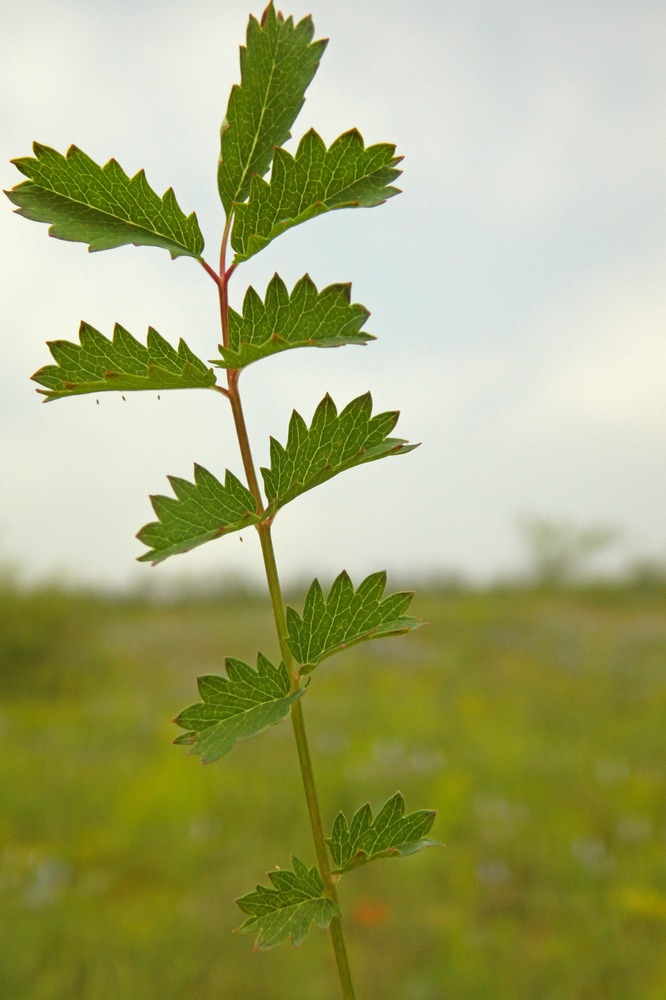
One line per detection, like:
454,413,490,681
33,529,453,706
1,0,665,591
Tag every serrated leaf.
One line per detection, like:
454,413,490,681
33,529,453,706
231,129,402,263
217,273,373,369
261,392,417,511
136,465,261,564
287,570,424,672
236,856,339,950
32,322,216,400
174,653,302,764
327,793,441,874
137,396,414,565
218,3,326,213
6,143,204,259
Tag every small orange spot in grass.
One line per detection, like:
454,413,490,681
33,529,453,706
353,899,391,927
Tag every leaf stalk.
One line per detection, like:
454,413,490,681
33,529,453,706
199,258,222,285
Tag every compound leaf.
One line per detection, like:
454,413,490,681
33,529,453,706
236,856,339,950
218,3,326,213
231,128,402,263
173,653,302,764
261,392,417,512
137,465,261,564
287,570,424,672
6,143,204,259
217,273,373,369
33,322,216,400
327,793,441,874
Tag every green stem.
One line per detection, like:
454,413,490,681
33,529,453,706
289,693,357,1000
231,397,357,1000
258,521,357,1000
218,233,356,1000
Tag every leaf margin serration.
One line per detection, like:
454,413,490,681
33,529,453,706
261,391,418,513
136,465,262,565
216,273,374,370
136,395,417,566
173,652,303,764
6,142,204,260
217,1,327,212
327,792,441,874
235,855,340,950
32,321,216,400
230,127,402,263
286,569,425,672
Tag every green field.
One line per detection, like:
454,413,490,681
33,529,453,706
1,578,665,999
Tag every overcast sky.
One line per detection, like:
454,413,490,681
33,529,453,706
1,0,665,591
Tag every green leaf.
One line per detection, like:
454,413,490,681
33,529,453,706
136,465,261,564
327,793,441,874
32,322,216,401
261,392,417,512
136,395,414,565
218,3,326,213
231,129,402,263
6,143,204,259
236,856,339,950
217,273,373,369
287,570,424,672
173,653,302,764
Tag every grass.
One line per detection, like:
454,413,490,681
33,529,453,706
1,577,665,999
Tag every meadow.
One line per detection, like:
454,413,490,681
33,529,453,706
1,575,665,999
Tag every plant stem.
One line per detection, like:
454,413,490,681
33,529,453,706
289,694,357,1000
218,234,356,999
230,387,357,1000
258,521,357,1000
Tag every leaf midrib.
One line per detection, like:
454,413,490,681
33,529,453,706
315,155,397,211
233,34,280,208
237,146,398,257
23,174,196,255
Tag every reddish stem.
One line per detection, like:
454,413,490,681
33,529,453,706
199,258,221,285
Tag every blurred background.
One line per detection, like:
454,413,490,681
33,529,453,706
2,575,666,999
1,1,665,997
